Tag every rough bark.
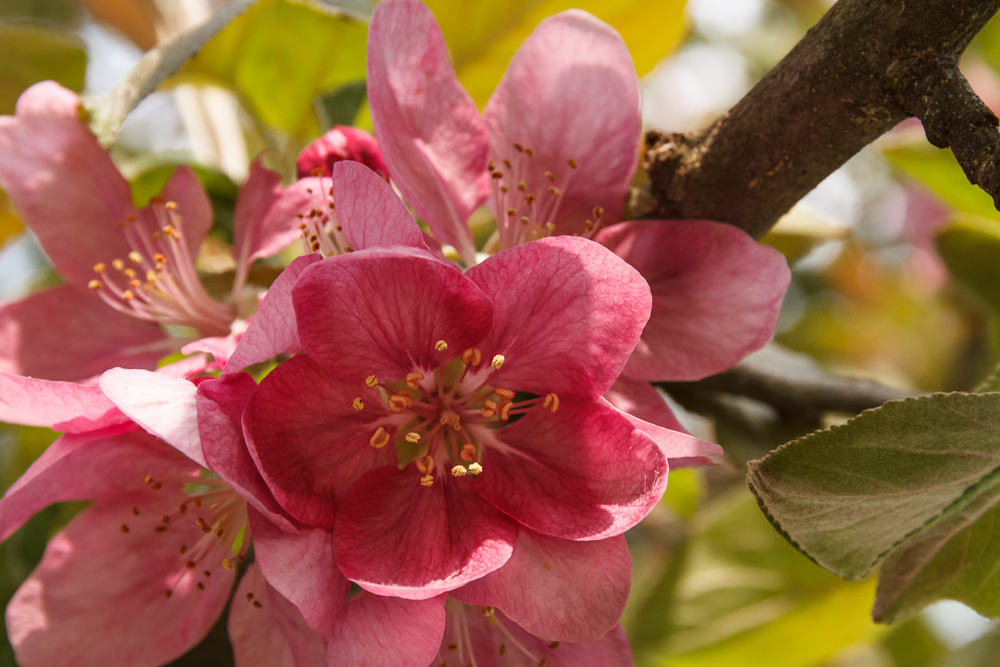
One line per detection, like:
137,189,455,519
644,0,1000,239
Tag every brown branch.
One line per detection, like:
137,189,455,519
643,0,1000,239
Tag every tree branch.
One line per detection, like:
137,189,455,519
643,0,1000,239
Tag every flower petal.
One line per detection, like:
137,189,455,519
297,125,389,181
14,80,80,117
330,160,424,250
293,248,492,382
0,285,171,382
367,0,488,263
596,220,790,381
335,467,518,599
483,11,640,239
456,531,630,642
604,376,686,432
0,372,122,431
156,165,213,257
327,592,446,667
465,236,649,398
228,563,327,667
602,396,722,469
243,354,398,528
474,398,666,541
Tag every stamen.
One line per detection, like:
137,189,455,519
352,397,365,411
568,159,577,169
365,374,379,387
462,348,482,365
543,393,560,412
495,388,515,401
370,427,390,449
420,475,434,487
498,401,512,421
405,372,424,389
415,455,434,474
88,280,102,290
405,432,421,443
451,465,467,477
434,340,448,352
492,354,505,369
469,462,483,476
460,444,477,462
128,251,143,264
93,262,106,273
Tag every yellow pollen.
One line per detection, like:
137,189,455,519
503,158,512,169
93,262,106,273
146,270,157,282
420,474,434,487
469,462,484,476
365,374,379,387
460,444,477,462
543,393,560,412
128,251,143,264
482,606,494,617
112,258,125,271
434,340,448,352
123,268,136,279
122,290,134,301
370,427,390,449
568,159,577,169
513,142,524,152
517,180,527,192
488,161,495,171
352,397,365,411
585,219,595,231
495,388,515,401
405,432,421,443
311,167,324,177
507,207,516,216
196,583,205,591
549,186,561,196
153,253,166,263
544,171,555,182
253,601,263,609
415,455,434,474
387,395,409,412
223,558,234,570
185,561,196,569
525,147,534,158
451,465,467,477
462,348,482,365
521,216,530,225
498,401,512,421
593,206,604,217
130,279,141,288
524,193,536,204
88,280,102,290
492,354,505,369
491,171,503,179
405,372,424,389
163,201,178,211
120,524,129,533
500,185,509,193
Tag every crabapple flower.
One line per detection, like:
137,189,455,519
367,0,790,381
297,125,389,181
0,81,315,381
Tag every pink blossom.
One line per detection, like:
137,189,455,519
0,82,316,381
296,125,389,181
367,0,790,382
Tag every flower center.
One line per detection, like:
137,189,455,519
296,171,354,257
355,342,559,487
118,471,249,599
87,197,235,336
437,599,563,666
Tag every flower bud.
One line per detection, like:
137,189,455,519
296,126,389,180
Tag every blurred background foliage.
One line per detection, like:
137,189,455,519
2,0,1000,665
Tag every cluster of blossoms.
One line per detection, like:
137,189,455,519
0,1,789,665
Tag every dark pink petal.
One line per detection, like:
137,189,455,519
0,285,171,382
243,354,398,528
0,372,121,431
7,490,235,667
604,376,686,432
367,0,488,263
335,467,518,599
0,84,136,288
456,531,630,642
475,398,666,541
602,397,722,469
330,160,424,250
327,592,446,667
595,220,790,381
466,237,650,398
294,249,492,382
156,166,213,257
224,253,322,374
297,126,389,181
228,563,327,667
100,368,205,467
483,11,640,238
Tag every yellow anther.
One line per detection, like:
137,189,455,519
449,415,462,431
88,280,102,290
365,374,378,387
500,185,509,193
369,427,390,449
548,186,561,196
513,142,524,152
387,391,413,412
544,171,555,182
222,558,234,570
420,474,434,487
503,158,512,169
521,216,530,225
495,388,515,401
517,180,527,192
492,354,505,369
352,397,364,411
112,258,125,271
568,158,577,169
451,465,468,477
153,253,166,263
549,641,561,649
123,268,136,279
507,207,516,216
93,262,106,273
462,348,482,365
405,432,421,443
480,406,497,419
460,444,477,462
165,201,178,211
405,372,424,389
491,171,504,179
130,279,141,288
415,455,434,474
488,161,495,171
122,290,134,301
469,462,483,476
593,206,604,218
128,251,143,264
524,193,536,204
545,222,555,233
525,147,534,158
482,605,494,617
498,401,512,421
585,219,595,231
120,524,129,533
434,340,448,352
543,393,560,412
145,270,157,283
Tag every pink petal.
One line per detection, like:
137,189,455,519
0,372,121,431
224,253,322,374
228,563,327,667
330,160,424,250
604,376,687,431
465,237,650,398
293,249,492,382
475,398,666,541
335,467,518,599
0,285,171,382
456,531,630,642
602,396,723,469
595,220,790,381
483,11,640,239
155,166,213,257
100,368,205,467
0,84,136,288
14,80,81,117
243,354,398,528
367,0,488,263
181,332,241,367
7,488,235,667
327,592,446,667
297,125,389,181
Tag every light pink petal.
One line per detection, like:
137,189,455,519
100,368,205,467
0,85,136,288
465,236,650,398
335,467,518,599
247,508,347,638
229,563,327,667
456,531,630,642
181,332,241,367
595,220,790,381
327,592,446,667
602,396,722,469
0,372,121,431
475,398,666,541
243,354,399,529
297,125,389,181
294,248,492,382
7,488,235,667
156,165,213,255
330,160,424,250
0,285,172,382
483,11,640,239
367,0,488,263
604,376,686,431
14,80,81,117
0,429,186,542
197,374,293,528
224,253,322,374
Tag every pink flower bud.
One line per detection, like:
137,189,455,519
296,126,389,180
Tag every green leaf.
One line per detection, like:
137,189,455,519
748,393,1000,581
316,79,367,130
0,25,86,115
177,0,368,139
884,143,999,221
0,189,23,247
936,216,1000,315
